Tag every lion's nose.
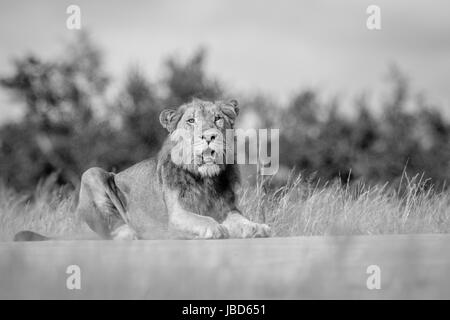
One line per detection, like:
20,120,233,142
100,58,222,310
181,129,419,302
202,132,216,144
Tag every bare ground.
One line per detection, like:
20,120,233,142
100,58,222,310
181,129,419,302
1,234,450,299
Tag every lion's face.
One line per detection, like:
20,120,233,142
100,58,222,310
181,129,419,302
159,99,239,177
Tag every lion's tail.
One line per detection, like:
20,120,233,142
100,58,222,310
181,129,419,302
13,230,51,242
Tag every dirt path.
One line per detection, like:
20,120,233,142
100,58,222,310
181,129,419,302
1,234,449,299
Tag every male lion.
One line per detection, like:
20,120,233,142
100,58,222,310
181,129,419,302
15,99,270,241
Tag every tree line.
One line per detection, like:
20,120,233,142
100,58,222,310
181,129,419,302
0,33,449,191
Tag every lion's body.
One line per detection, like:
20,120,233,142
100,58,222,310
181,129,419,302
115,159,166,224
14,99,270,241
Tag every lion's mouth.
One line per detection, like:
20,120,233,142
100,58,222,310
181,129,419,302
201,148,221,164
196,148,222,177
201,149,216,164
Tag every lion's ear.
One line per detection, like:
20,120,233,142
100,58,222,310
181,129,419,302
229,99,239,116
222,99,239,120
159,109,178,132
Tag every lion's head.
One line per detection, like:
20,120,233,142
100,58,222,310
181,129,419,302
159,98,239,177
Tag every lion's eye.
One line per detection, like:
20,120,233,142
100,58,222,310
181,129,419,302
187,118,195,124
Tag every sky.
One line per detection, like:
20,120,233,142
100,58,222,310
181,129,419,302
0,0,449,121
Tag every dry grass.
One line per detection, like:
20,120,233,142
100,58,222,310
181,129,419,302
242,173,450,236
1,173,450,241
0,177,85,241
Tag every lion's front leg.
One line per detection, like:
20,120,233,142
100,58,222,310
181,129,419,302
169,210,229,239
165,190,229,239
222,211,271,238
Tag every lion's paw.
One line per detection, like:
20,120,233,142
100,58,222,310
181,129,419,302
238,221,271,238
223,215,271,238
111,224,139,240
195,219,229,239
254,223,271,238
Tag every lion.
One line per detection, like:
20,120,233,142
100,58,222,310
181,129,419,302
14,98,270,241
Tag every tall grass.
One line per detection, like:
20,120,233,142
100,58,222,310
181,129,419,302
241,173,450,237
1,173,449,241
0,175,85,241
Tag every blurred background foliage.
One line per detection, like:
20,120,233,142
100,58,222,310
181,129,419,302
0,33,449,191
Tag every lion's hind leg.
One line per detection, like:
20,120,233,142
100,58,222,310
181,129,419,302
77,167,138,240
